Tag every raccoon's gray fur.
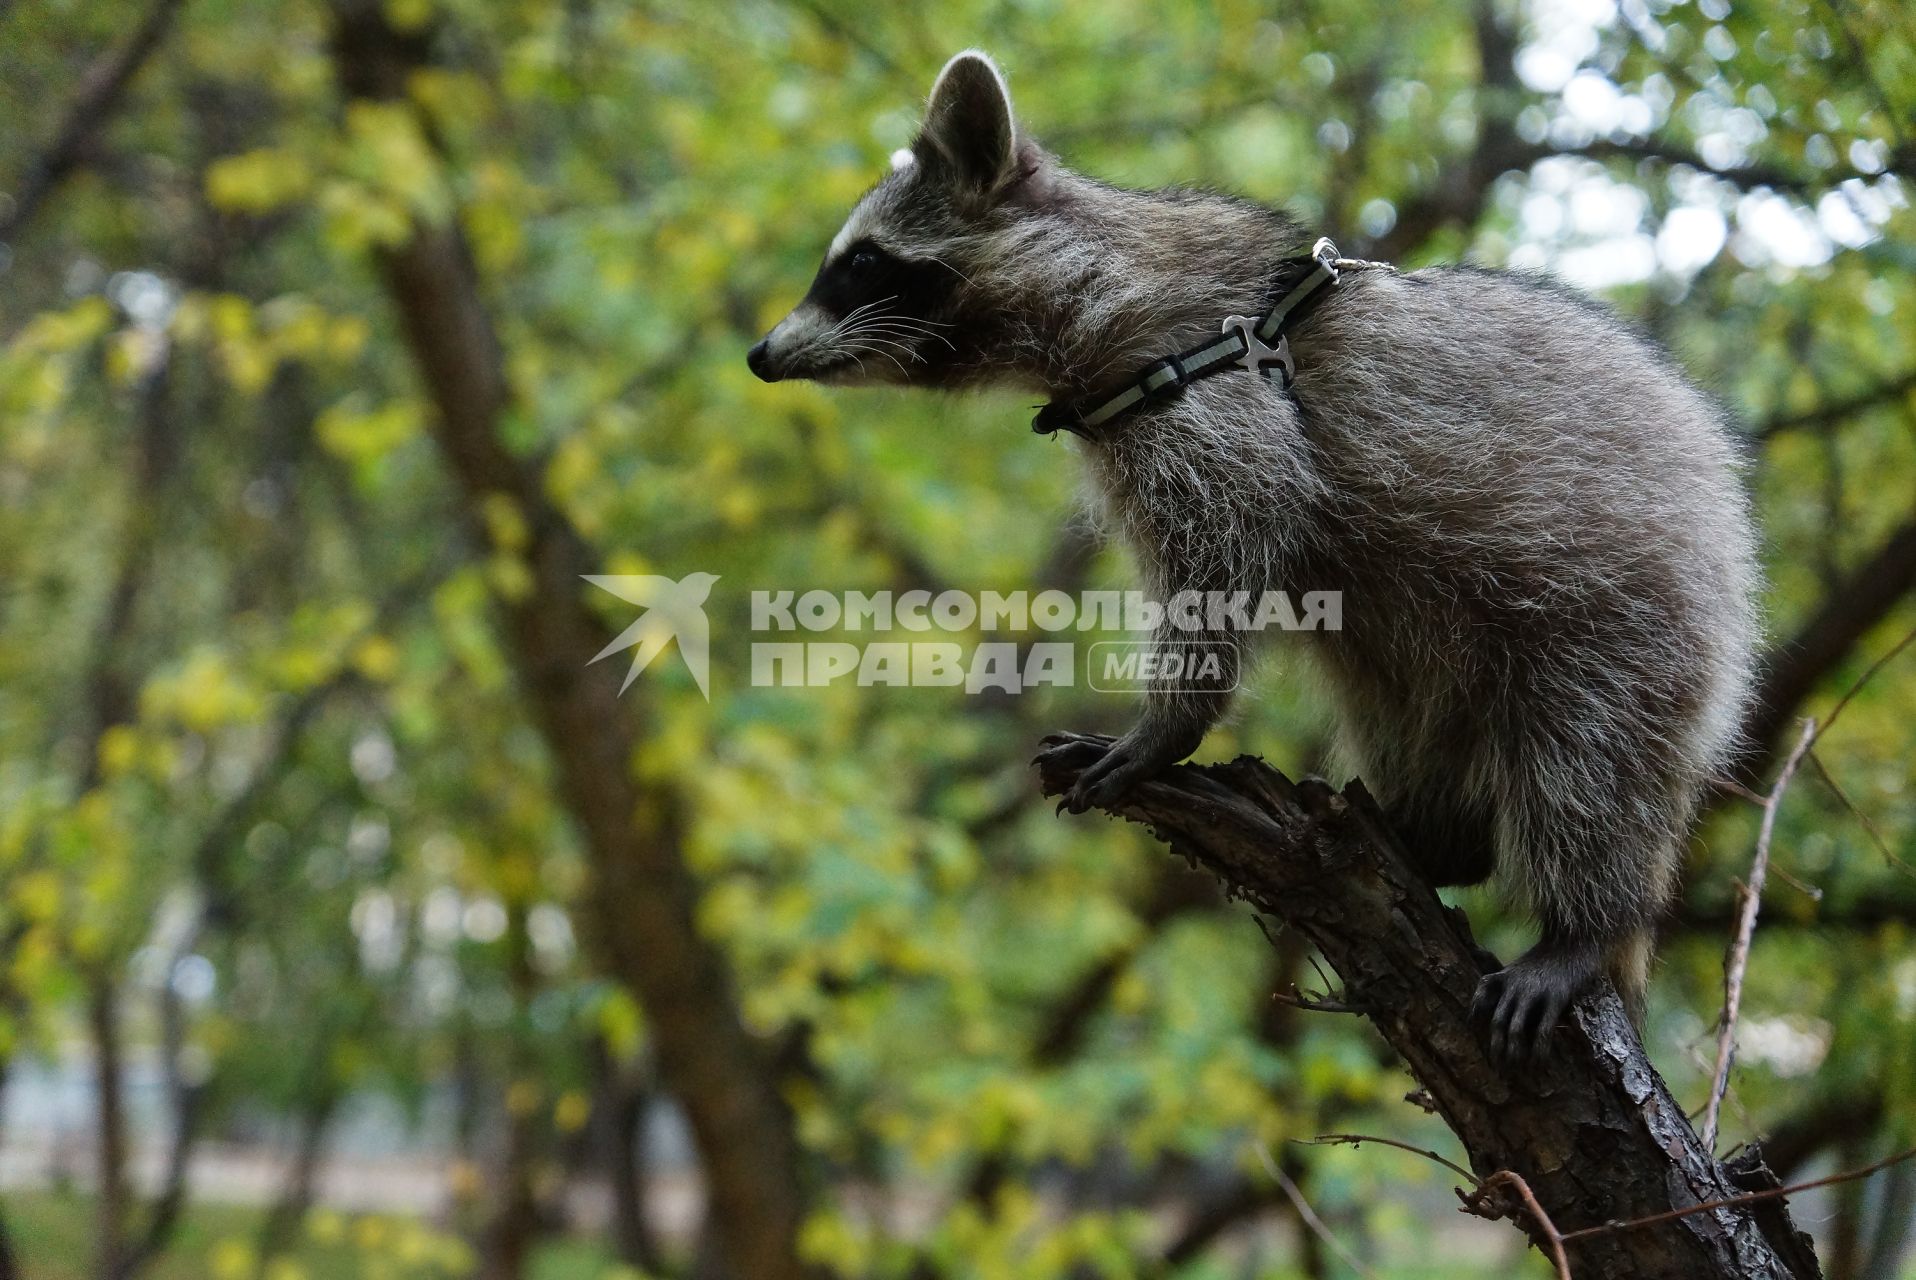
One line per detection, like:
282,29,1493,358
749,51,1761,1065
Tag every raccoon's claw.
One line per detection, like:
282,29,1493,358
1064,736,1159,814
1472,970,1563,1069
1470,938,1603,1070
1033,732,1129,813
1034,732,1116,813
1036,728,1202,815
1033,731,1113,766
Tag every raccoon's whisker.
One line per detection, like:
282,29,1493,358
838,322,921,348
849,320,956,352
845,335,925,364
874,313,954,328
844,341,910,375
817,297,899,345
857,319,952,339
924,254,974,287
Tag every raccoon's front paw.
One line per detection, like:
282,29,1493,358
1034,727,1199,815
1469,938,1603,1069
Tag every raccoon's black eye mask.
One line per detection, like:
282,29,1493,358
806,239,957,323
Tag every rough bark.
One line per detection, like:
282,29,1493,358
326,8,809,1276
1034,748,1822,1280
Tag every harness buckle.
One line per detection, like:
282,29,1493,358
1221,315,1295,384
1137,355,1187,401
1312,236,1341,282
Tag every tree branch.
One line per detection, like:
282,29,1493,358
1737,516,1916,782
0,0,188,245
1033,750,1822,1279
1757,370,1916,441
1760,1089,1885,1183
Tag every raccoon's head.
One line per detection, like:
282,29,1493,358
747,50,1060,390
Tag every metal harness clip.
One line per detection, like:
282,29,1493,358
1221,315,1295,384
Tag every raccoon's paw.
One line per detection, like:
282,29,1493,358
1032,731,1114,770
1033,731,1118,813
1470,938,1603,1070
1034,727,1199,815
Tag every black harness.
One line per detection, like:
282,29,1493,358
1032,237,1348,440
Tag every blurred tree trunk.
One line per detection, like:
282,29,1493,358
588,1039,664,1274
0,1004,22,1280
114,961,209,1280
87,977,130,1280
325,7,810,1277
252,1087,339,1272
478,903,541,1280
1859,1158,1915,1280
1035,748,1823,1280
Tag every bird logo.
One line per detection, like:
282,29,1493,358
583,572,720,699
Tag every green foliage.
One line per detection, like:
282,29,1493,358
0,0,1913,1276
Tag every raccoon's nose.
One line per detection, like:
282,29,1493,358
746,338,781,382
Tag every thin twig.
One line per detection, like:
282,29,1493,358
1808,621,1916,753
1253,1142,1378,1280
1711,775,1771,806
1305,951,1337,997
1557,1141,1916,1244
1467,1171,1571,1280
1768,862,1824,901
1807,749,1916,880
1271,987,1367,1015
1299,1133,1480,1185
1702,717,1818,1150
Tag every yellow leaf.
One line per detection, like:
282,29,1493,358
205,149,313,215
554,1090,591,1133
328,316,371,362
385,0,433,31
210,1239,254,1280
315,397,422,464
352,634,400,682
98,726,141,777
479,493,529,552
14,871,60,922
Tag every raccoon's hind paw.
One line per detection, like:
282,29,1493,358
1033,731,1115,767
1035,727,1201,815
1470,937,1603,1070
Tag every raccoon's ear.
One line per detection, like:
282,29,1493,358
916,50,1018,195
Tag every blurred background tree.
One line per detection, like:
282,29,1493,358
0,0,1912,1277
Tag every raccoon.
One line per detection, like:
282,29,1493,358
748,51,1761,1067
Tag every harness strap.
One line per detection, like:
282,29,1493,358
1033,237,1348,439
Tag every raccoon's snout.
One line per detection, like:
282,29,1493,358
746,337,781,382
